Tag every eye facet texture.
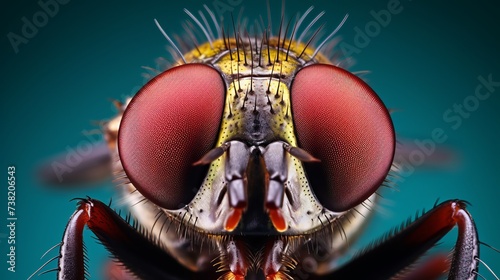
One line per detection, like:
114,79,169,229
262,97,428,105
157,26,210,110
291,64,395,212
119,64,225,209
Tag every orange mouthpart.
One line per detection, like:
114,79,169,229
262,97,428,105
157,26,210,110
225,208,243,232
268,209,287,232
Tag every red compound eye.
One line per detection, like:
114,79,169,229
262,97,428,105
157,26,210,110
291,64,395,212
118,64,225,209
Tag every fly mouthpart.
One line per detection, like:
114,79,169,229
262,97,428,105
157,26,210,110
268,208,287,232
225,207,244,232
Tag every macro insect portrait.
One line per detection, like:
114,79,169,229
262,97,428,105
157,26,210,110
1,1,499,280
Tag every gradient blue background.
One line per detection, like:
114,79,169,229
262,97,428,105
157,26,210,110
1,0,499,279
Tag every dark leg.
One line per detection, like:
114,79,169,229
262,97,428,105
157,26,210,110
104,261,137,280
398,254,450,280
308,200,479,280
57,198,218,280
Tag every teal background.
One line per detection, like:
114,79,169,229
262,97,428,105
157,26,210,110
1,0,499,279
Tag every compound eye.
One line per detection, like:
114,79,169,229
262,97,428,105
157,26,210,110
118,64,225,209
291,64,395,212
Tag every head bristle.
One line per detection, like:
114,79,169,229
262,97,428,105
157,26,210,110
237,6,245,31
181,22,201,56
242,32,248,66
275,67,282,99
282,16,292,49
203,4,222,38
297,10,325,45
276,11,284,62
198,10,215,40
221,25,228,49
227,32,233,60
265,27,272,65
231,14,241,62
259,29,265,67
230,65,239,98
267,62,275,94
242,88,249,110
285,16,298,61
154,19,186,64
292,6,314,43
311,14,349,60
266,93,274,114
248,33,254,93
184,8,213,48
237,62,242,92
298,23,324,59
